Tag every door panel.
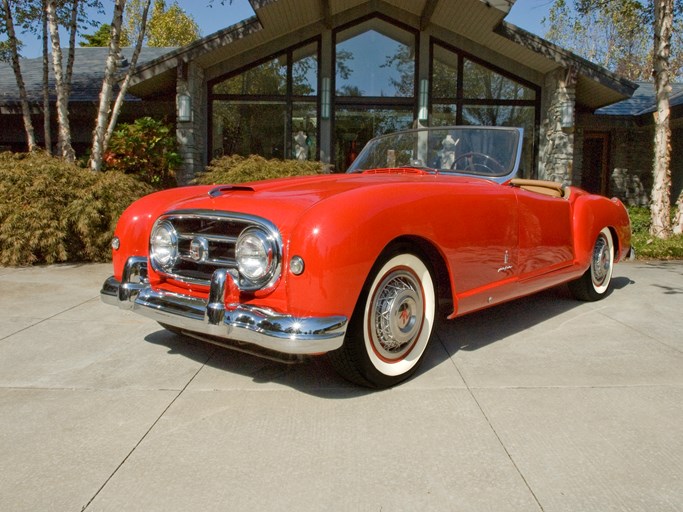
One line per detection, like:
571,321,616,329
515,189,574,278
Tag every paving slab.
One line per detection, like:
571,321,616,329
0,260,681,512
85,388,541,512
473,386,683,512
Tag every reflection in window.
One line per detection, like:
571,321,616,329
430,41,538,177
292,43,318,96
336,20,415,98
292,103,317,160
212,101,287,159
462,106,536,177
210,40,318,160
213,57,287,96
432,45,458,99
462,58,535,101
334,107,414,171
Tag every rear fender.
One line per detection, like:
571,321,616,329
571,190,631,267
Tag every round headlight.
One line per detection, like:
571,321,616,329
235,228,276,285
150,220,179,271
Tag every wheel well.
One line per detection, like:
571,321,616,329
380,236,453,316
608,226,620,258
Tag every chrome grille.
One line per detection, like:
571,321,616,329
151,210,281,287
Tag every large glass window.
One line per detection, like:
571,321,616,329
431,40,539,177
334,107,414,170
333,18,417,171
210,40,318,160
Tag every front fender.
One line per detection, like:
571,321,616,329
283,184,450,320
111,186,213,281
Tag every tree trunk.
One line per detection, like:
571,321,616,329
104,0,152,153
64,0,79,99
46,1,76,161
42,0,52,154
90,0,127,172
2,0,37,152
650,0,674,238
674,190,683,235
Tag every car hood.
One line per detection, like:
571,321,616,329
163,171,492,233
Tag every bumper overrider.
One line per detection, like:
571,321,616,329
100,257,347,355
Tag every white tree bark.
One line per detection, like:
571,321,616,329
650,0,674,238
2,0,37,152
46,0,76,161
41,0,52,154
103,0,152,152
90,0,127,171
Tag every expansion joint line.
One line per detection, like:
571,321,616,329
81,348,216,511
438,334,546,512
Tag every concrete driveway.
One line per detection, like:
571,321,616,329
0,261,681,511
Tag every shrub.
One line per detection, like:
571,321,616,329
628,206,683,260
0,152,153,265
195,154,325,185
104,117,180,188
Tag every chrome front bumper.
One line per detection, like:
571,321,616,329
100,257,347,355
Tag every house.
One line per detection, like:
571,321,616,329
3,0,679,204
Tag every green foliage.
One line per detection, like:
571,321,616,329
628,206,683,259
80,23,131,47
147,0,200,46
125,0,200,47
195,155,325,185
543,0,683,80
104,117,180,188
0,152,153,266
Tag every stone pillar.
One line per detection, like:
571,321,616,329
176,60,206,185
538,67,577,185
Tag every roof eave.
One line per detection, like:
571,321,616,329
495,21,638,98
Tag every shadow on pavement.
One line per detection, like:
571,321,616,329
143,278,637,396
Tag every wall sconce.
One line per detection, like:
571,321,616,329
560,102,574,131
418,78,429,121
177,93,192,123
321,77,331,120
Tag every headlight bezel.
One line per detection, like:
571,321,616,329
150,219,179,272
235,226,280,290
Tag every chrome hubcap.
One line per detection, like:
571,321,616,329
370,270,424,360
591,234,611,287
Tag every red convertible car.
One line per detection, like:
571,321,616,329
101,126,631,388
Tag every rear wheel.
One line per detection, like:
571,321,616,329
569,227,614,301
328,252,436,388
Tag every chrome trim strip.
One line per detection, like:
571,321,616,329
178,233,238,244
101,258,347,355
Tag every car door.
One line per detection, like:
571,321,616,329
514,187,574,280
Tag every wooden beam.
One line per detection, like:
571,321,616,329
420,0,439,30
319,0,332,28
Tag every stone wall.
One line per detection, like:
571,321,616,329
538,67,577,185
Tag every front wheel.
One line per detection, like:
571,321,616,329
328,252,436,388
569,227,614,301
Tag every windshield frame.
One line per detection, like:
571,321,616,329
346,126,524,183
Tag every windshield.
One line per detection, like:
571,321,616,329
346,126,523,181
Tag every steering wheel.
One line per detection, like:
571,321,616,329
451,152,505,174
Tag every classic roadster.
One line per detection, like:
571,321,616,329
101,126,631,388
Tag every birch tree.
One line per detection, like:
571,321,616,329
1,0,37,152
650,0,674,238
46,0,75,160
89,0,152,171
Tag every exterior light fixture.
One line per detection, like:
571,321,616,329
177,93,192,123
321,77,331,120
418,79,429,121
